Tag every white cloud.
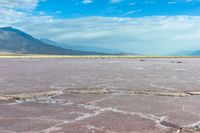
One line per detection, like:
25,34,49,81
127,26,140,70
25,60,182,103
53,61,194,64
124,10,142,15
82,0,93,4
2,16,199,55
0,0,40,11
168,1,177,4
0,0,43,24
128,2,137,5
1,0,200,55
109,0,123,4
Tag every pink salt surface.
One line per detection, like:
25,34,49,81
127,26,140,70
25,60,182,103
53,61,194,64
57,111,168,133
0,58,199,133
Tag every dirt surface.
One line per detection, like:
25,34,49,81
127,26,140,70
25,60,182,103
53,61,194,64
0,58,200,133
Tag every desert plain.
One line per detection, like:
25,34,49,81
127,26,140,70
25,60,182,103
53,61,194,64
0,57,199,133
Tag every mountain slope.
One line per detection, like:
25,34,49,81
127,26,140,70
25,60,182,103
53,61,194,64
170,50,194,56
0,27,107,55
189,50,200,56
172,50,200,56
40,38,123,54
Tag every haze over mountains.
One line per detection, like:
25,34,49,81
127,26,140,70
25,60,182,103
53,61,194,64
40,38,123,54
0,27,115,55
171,50,200,56
0,26,200,56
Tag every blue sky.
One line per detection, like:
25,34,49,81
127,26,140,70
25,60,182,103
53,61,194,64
36,0,200,17
1,0,200,55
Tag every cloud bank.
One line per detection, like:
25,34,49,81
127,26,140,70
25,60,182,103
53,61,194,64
1,0,200,55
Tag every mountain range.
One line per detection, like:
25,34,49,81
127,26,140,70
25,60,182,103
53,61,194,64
171,50,200,56
0,26,200,56
190,50,200,56
0,27,115,55
40,38,124,54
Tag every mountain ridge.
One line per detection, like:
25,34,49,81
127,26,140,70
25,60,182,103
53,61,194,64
40,38,136,55
40,38,123,54
0,27,111,55
171,50,200,56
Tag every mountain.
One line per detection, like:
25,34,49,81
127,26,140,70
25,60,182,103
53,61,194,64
189,50,200,56
40,38,125,54
171,50,200,56
170,50,194,56
0,27,108,55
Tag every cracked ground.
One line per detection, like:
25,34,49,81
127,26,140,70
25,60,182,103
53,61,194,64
0,58,200,133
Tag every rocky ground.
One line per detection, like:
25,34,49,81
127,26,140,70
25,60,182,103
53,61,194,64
0,58,199,133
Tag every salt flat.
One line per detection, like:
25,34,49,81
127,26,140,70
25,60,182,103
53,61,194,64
0,58,199,133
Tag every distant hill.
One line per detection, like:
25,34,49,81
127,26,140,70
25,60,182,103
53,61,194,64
40,38,128,55
0,27,109,55
172,50,200,56
171,50,194,56
189,50,200,56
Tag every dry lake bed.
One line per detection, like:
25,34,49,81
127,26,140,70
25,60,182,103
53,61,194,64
0,58,200,133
